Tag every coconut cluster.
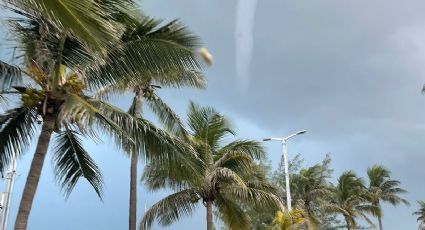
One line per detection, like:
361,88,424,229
143,88,155,99
21,88,44,107
63,74,85,93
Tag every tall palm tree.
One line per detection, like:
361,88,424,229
140,102,282,230
414,201,425,230
0,3,202,229
323,171,377,230
290,156,332,228
366,165,409,230
95,17,206,230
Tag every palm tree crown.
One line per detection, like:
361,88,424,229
290,155,332,228
140,102,282,230
414,201,425,230
366,165,409,230
324,171,377,230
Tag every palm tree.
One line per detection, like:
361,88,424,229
414,201,425,230
0,3,202,229
366,165,409,230
140,102,282,230
323,171,377,230
290,155,332,228
95,17,206,230
266,209,306,230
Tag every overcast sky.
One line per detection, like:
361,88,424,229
2,0,425,229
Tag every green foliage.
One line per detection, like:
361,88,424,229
414,201,425,230
87,17,205,92
0,60,22,90
6,0,130,51
0,107,38,172
140,102,282,230
266,209,306,230
366,165,409,208
324,171,377,229
251,154,411,230
0,0,206,201
53,128,103,198
290,155,333,228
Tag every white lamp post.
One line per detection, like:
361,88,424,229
0,155,17,230
263,130,307,210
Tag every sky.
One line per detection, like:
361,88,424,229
1,0,425,229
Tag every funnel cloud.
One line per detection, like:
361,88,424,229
235,0,258,91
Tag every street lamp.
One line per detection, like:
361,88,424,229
0,155,17,230
263,130,307,210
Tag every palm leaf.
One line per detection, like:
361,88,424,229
215,140,265,161
52,127,103,198
7,0,122,51
0,106,38,173
215,195,251,229
139,189,198,230
213,151,255,174
224,182,283,210
187,101,235,150
142,161,195,191
90,99,201,172
123,18,201,48
0,60,22,90
145,92,188,136
85,38,202,90
211,167,246,187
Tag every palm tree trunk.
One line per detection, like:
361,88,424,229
344,216,351,230
128,88,143,230
375,201,383,230
206,201,213,230
129,149,137,230
378,216,383,230
14,116,55,230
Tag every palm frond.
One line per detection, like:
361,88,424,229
85,38,202,90
211,167,246,187
59,94,129,139
187,101,235,150
139,189,198,230
0,106,38,173
267,209,306,230
215,195,251,229
224,182,283,210
8,0,122,51
142,161,195,191
145,92,188,136
52,127,103,198
123,18,201,48
92,82,129,101
89,99,202,175
216,140,265,161
150,69,205,89
0,60,22,90
213,151,255,174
